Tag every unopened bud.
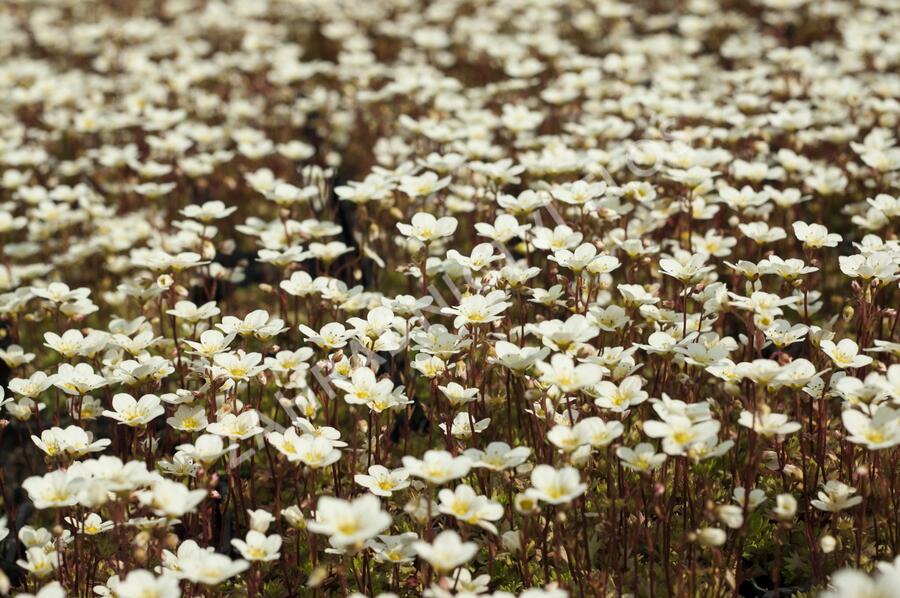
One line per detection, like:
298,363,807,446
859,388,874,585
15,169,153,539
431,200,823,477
842,305,854,322
133,547,148,564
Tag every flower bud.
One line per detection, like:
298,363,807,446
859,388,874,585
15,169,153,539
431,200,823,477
282,505,306,530
501,530,522,554
248,509,275,533
696,527,727,546
717,505,744,529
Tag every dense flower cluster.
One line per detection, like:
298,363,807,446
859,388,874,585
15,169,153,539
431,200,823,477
0,0,898,596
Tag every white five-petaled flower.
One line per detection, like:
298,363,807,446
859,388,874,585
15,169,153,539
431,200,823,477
535,353,604,393
643,415,721,456
308,494,391,547
526,465,587,505
437,484,504,533
231,530,282,562
737,409,801,437
412,530,479,573
617,443,667,472
355,465,410,497
821,339,873,369
402,450,472,485
397,212,458,243
792,221,841,248
103,393,164,427
811,480,863,512
842,407,900,450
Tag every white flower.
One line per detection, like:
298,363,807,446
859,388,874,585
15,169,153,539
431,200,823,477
821,339,873,369
531,225,583,251
438,412,490,439
22,470,81,509
166,405,208,432
475,213,531,243
437,484,504,533
17,582,65,598
773,494,797,520
532,315,599,353
52,363,107,396
115,570,181,598
288,433,341,468
280,271,318,297
333,367,396,406
398,171,450,198
231,530,282,562
842,407,900,450
218,310,287,340
792,221,841,248
176,434,236,465
811,480,863,512
489,341,549,371
17,547,59,578
438,382,479,407
402,450,472,485
526,465,587,505
412,530,479,573
737,222,786,244
551,179,606,206
177,550,249,586
308,494,391,547
43,330,106,359
31,425,110,458
659,253,714,284
366,532,419,564
548,243,599,273
181,199,236,221
397,212,458,243
463,442,531,471
733,488,767,511
592,375,648,412
136,479,206,518
266,427,306,462
355,465,410,497
167,300,220,322
103,393,164,427
839,253,899,283
820,565,900,598
412,354,447,379
445,243,504,273
206,410,263,440
299,322,349,349
737,409,801,437
643,415,721,456
212,351,266,381
184,330,235,358
716,505,744,529
617,443,667,472
535,353,604,393
695,527,726,547
32,282,90,304
247,509,276,533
